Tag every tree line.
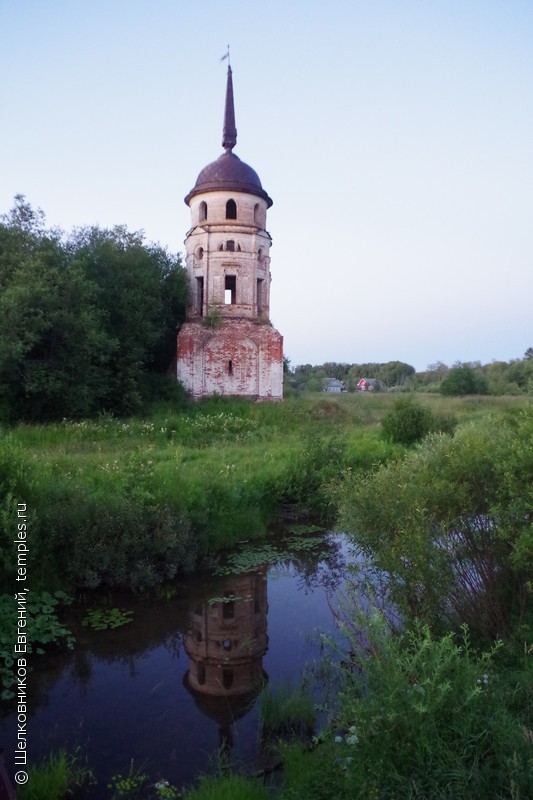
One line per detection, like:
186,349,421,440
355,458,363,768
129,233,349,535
289,360,416,392
288,354,533,396
0,196,188,421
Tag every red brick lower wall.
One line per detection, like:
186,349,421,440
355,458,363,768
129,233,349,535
177,319,283,400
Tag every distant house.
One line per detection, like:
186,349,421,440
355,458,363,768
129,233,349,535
324,378,346,393
357,378,379,392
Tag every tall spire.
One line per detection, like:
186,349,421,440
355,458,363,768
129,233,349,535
222,65,237,152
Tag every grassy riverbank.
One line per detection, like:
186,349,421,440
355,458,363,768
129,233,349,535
0,393,528,591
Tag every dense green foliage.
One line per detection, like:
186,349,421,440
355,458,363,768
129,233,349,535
340,408,533,638
380,395,457,444
183,774,270,800
277,620,533,799
440,362,489,396
0,196,187,420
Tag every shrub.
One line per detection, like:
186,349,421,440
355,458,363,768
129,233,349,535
381,396,457,445
440,363,489,396
328,616,533,799
340,412,532,638
381,396,436,444
42,494,198,589
279,618,533,800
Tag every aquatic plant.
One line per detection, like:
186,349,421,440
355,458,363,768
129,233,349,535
0,590,73,699
108,761,149,799
82,607,134,630
213,536,327,577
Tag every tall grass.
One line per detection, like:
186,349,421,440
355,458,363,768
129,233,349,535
1,393,529,590
18,748,94,800
183,774,270,800
258,683,315,739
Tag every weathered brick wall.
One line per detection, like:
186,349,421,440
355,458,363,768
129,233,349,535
177,320,283,400
185,190,272,321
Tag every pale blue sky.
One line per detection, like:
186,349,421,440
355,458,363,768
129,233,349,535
1,0,532,371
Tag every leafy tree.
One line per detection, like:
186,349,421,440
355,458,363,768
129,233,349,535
0,251,114,419
440,362,488,396
0,198,188,420
72,227,188,412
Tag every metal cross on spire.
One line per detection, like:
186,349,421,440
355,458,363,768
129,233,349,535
221,48,237,152
220,44,231,66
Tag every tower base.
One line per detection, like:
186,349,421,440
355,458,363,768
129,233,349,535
177,319,283,401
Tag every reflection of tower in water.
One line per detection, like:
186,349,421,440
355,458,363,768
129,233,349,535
183,568,268,753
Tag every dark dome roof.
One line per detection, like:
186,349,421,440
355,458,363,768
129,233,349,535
184,150,272,207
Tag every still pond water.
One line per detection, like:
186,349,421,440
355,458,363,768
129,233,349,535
1,530,356,794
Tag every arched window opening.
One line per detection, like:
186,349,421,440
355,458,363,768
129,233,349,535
194,629,203,643
196,246,204,260
226,240,235,252
196,277,204,317
222,669,234,690
225,275,236,305
254,203,261,225
223,592,235,618
218,243,224,251
226,199,237,219
197,664,206,685
228,360,233,376
199,201,207,222
258,248,263,263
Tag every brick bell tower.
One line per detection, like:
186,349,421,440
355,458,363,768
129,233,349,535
176,65,283,400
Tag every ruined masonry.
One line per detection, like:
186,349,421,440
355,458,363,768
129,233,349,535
176,66,283,400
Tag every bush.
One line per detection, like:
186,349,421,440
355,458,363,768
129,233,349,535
440,363,489,396
279,618,533,800
380,396,456,445
340,412,532,638
41,492,198,589
327,617,533,799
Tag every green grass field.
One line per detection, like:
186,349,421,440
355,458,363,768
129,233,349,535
1,392,529,590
